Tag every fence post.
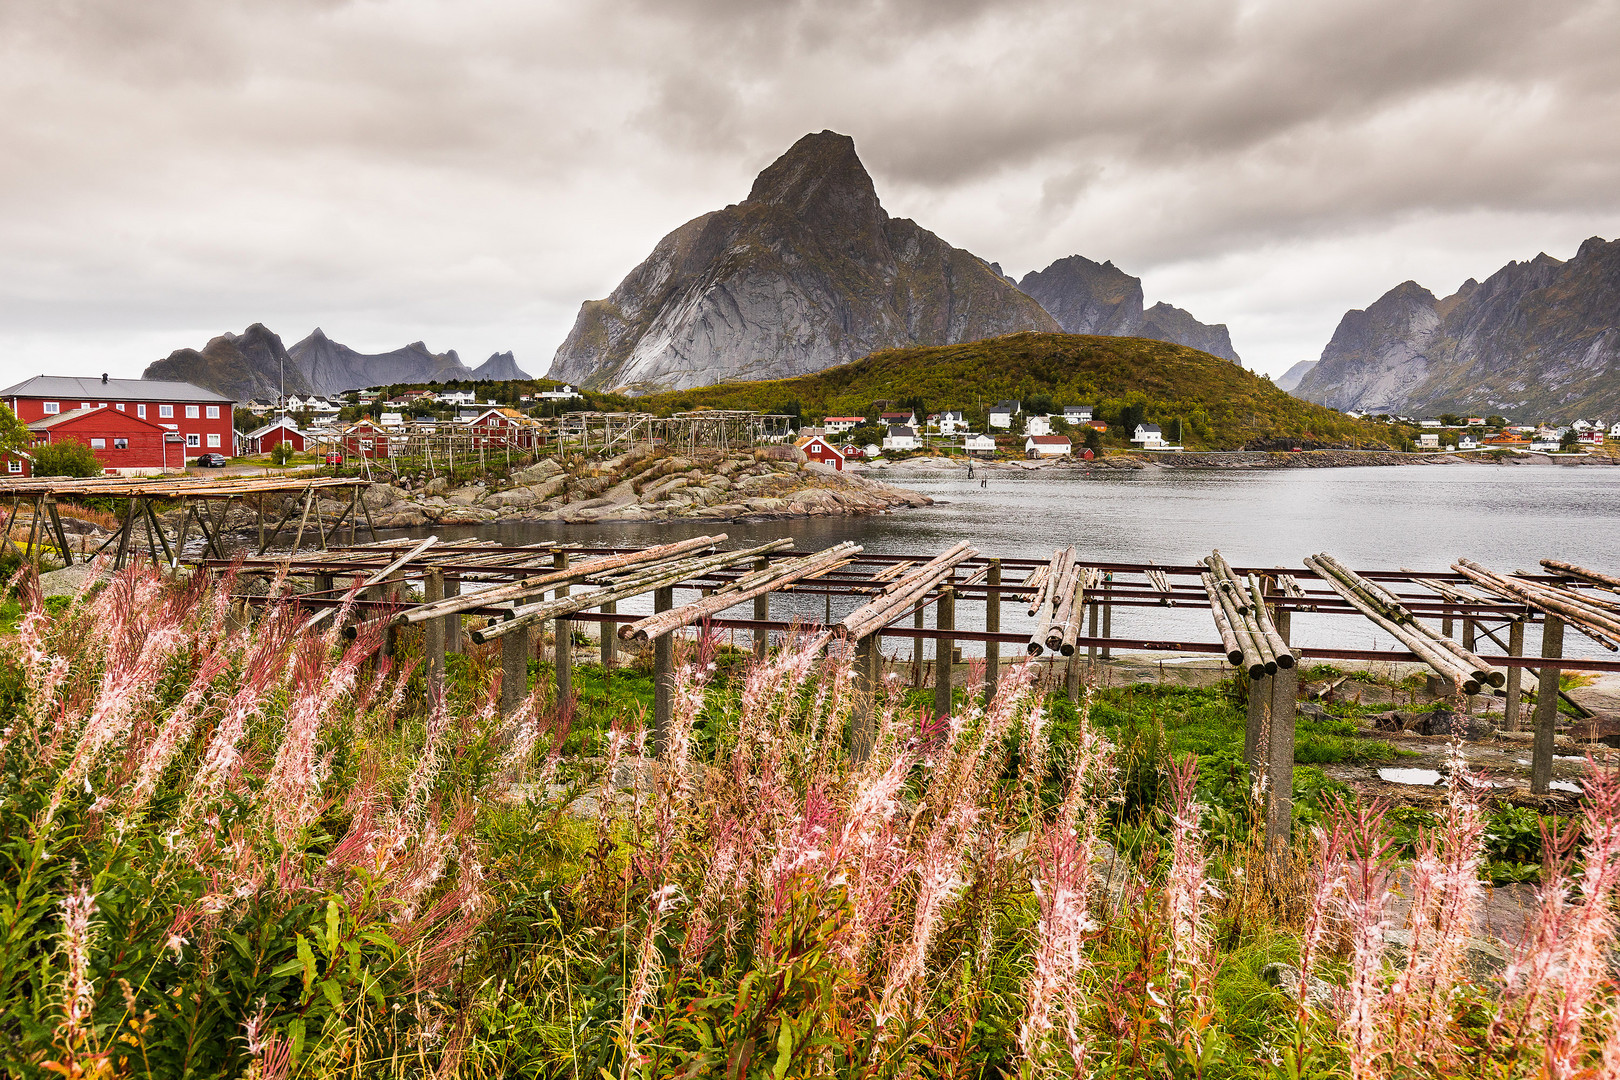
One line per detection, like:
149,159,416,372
654,585,674,754
934,587,955,718
1101,573,1112,660
1266,599,1296,860
553,550,571,704
912,603,924,688
1462,617,1477,713
1530,615,1564,795
1504,618,1525,730
425,570,445,702
1087,599,1099,663
600,598,617,668
753,556,769,659
984,559,1000,701
501,622,530,718
444,576,462,654
852,632,879,763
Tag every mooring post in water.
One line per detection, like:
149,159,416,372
600,598,617,668
1504,618,1525,730
501,622,530,719
653,585,674,754
752,556,769,659
424,570,445,701
851,632,880,763
984,559,1000,701
934,586,955,718
444,576,462,655
553,550,571,704
1530,614,1564,795
1266,595,1297,859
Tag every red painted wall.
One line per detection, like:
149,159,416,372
8,395,233,460
31,408,178,471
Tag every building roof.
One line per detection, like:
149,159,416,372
1,375,231,404
886,425,915,437
965,433,996,443
1136,424,1163,434
990,401,1018,412
245,416,307,439
825,416,865,422
795,434,843,454
28,406,170,433
1064,404,1093,412
1027,435,1072,445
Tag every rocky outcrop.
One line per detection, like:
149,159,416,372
546,130,1059,393
1295,237,1620,420
1015,257,1242,363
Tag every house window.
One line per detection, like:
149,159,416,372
90,438,106,449
205,405,219,419
114,438,128,450
207,433,220,447
80,402,90,410
159,404,173,418
185,405,200,419
186,433,200,447
43,402,59,414
115,403,125,411
137,404,146,418
360,439,373,450
6,460,19,474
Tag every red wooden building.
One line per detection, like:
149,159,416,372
461,407,539,449
340,418,390,459
244,416,309,455
28,407,181,474
1,374,234,463
794,433,846,471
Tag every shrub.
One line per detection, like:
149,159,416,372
31,439,104,477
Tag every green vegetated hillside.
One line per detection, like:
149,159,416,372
642,332,1394,450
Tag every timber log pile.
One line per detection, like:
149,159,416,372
1452,558,1620,652
1200,551,1294,677
1022,547,1094,657
1306,552,1503,694
839,542,977,642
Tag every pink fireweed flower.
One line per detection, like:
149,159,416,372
56,886,98,1040
1165,755,1210,998
1331,797,1397,1080
1018,818,1097,1067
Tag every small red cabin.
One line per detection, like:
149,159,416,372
794,434,846,471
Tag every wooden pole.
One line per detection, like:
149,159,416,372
852,632,879,763
444,576,462,654
1087,600,1099,663
289,487,315,554
501,621,531,719
1530,615,1564,795
553,550,571,704
654,585,674,753
1462,616,1477,712
1065,650,1081,702
425,570,445,702
912,603,925,688
1266,602,1296,859
752,556,769,659
933,586,955,718
1504,618,1525,730
600,598,617,667
984,559,1000,701
1101,573,1112,659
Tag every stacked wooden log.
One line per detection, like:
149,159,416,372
1306,553,1502,694
620,541,863,643
1200,551,1294,677
1456,558,1620,651
840,541,978,641
1023,547,1090,656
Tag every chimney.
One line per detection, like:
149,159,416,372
101,373,108,384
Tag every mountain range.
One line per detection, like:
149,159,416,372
142,326,531,401
1292,236,1620,420
548,130,1240,392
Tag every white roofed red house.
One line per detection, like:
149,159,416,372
0,449,32,478
341,418,390,459
794,433,846,471
461,407,541,450
28,406,182,474
2,374,233,462
244,415,309,455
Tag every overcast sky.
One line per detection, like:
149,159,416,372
3,0,1618,387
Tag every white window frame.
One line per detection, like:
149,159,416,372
159,404,173,418
185,405,200,419
90,438,106,449
115,403,125,411
80,402,91,410
206,433,220,448
113,438,128,450
43,401,59,414
186,433,200,448
136,404,146,418
7,459,20,473
205,405,219,419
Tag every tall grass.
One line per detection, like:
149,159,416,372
2,559,1620,1078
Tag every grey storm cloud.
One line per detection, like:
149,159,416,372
1,0,1618,381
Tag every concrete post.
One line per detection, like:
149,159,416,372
1504,618,1525,730
1245,674,1270,771
1066,651,1081,703
425,570,445,702
933,587,955,718
653,585,674,754
752,556,769,659
444,576,462,654
1266,604,1297,858
600,598,617,668
852,632,880,763
501,621,530,718
984,559,1000,701
1530,615,1564,795
553,550,571,704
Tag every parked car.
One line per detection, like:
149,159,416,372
196,453,228,468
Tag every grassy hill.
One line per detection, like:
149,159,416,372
639,332,1397,450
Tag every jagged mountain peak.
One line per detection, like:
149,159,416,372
746,130,875,211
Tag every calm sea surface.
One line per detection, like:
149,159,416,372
426,464,1620,659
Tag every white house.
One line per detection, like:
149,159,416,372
935,410,968,435
1609,421,1620,438
1064,405,1093,423
824,416,864,435
988,400,1019,429
1131,423,1166,449
1025,435,1072,458
379,411,405,427
1530,437,1560,452
882,425,917,451
1419,418,1443,429
862,442,882,458
964,433,997,456
1024,414,1053,437
1572,419,1593,432
1458,435,1478,450
1417,432,1441,449
540,384,581,400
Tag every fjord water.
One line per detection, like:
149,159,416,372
450,465,1620,657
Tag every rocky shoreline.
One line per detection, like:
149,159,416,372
354,446,930,529
861,446,1618,476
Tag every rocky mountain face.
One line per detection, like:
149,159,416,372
1274,359,1318,393
547,130,1060,392
143,323,312,403
1294,237,1620,419
144,327,530,400
1015,255,1241,362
